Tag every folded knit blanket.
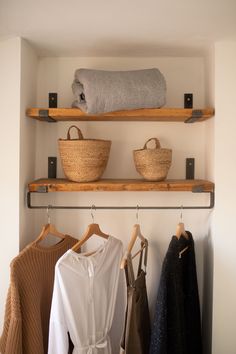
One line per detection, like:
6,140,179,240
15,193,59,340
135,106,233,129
72,68,166,114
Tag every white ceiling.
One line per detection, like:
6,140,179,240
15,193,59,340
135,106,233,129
1,0,236,57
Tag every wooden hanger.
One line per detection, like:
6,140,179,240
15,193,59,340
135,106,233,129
120,224,147,269
34,206,66,244
72,223,109,252
72,205,109,253
176,222,189,258
176,206,189,240
176,222,189,239
34,223,65,244
175,206,189,258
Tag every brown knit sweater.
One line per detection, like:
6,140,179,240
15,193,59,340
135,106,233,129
0,235,77,354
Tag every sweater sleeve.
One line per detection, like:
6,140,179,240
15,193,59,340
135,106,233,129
48,264,69,354
0,266,23,354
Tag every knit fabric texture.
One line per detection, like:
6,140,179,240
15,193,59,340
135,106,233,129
0,235,77,354
72,68,166,114
149,232,202,354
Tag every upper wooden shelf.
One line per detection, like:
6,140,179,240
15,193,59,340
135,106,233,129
28,178,214,193
26,107,214,123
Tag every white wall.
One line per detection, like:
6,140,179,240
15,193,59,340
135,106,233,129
202,49,215,354
37,57,205,108
33,56,213,352
0,37,21,330
19,39,37,249
212,42,236,354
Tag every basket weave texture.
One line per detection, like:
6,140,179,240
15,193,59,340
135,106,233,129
133,138,172,181
58,125,111,182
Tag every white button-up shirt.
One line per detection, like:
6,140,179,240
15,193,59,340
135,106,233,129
48,236,123,354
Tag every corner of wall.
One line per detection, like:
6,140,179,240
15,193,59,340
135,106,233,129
0,36,22,331
19,39,38,249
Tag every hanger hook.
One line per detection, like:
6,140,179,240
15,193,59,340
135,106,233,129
91,204,96,223
136,204,139,222
47,205,52,224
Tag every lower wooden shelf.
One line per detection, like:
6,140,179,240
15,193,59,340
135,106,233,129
28,178,214,193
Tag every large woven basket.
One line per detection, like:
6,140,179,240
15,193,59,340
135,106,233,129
58,125,111,182
133,137,172,181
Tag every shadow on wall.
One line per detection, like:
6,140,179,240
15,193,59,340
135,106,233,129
202,229,214,354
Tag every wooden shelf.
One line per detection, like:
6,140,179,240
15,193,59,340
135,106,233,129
26,107,214,123
28,178,214,193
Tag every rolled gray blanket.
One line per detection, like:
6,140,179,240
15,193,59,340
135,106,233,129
72,68,166,114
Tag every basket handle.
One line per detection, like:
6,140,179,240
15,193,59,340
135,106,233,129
143,138,161,149
67,125,84,140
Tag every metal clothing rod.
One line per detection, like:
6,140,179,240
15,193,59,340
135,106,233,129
27,191,215,210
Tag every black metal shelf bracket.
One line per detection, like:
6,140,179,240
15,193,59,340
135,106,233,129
39,109,57,123
27,188,215,210
184,110,203,123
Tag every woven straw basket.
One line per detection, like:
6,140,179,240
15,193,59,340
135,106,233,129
133,137,172,181
58,125,111,182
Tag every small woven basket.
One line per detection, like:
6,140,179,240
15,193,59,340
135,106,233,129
58,125,111,182
133,137,172,181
